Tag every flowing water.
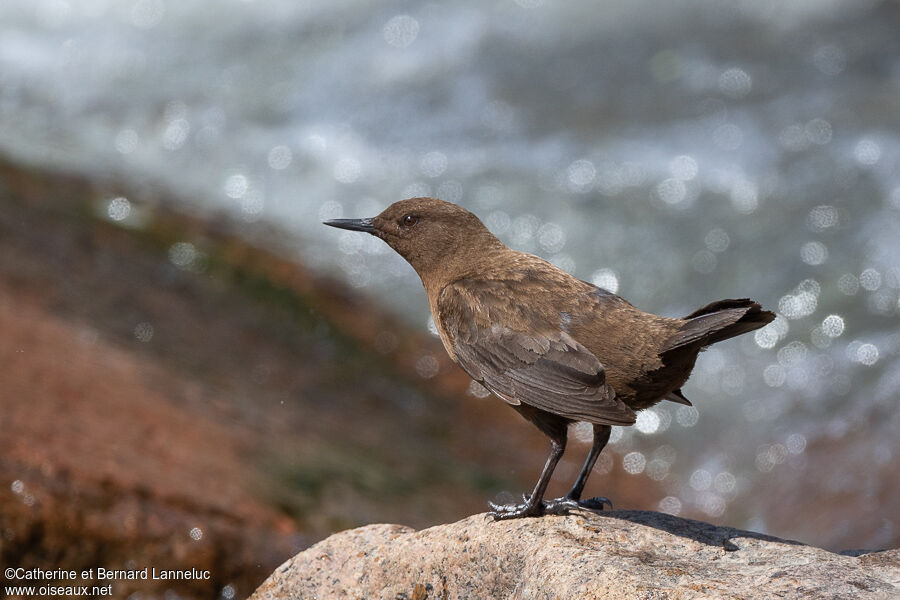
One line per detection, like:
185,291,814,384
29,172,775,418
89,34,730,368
2,0,898,547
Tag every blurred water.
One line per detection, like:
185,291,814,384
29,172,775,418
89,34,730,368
2,0,899,544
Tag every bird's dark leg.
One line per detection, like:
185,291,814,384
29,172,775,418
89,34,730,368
490,405,568,520
544,424,613,514
489,432,566,519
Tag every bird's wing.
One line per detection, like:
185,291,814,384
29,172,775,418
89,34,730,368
438,282,636,426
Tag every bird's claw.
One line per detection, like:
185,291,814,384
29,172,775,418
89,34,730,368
543,495,612,515
582,496,613,510
488,499,544,520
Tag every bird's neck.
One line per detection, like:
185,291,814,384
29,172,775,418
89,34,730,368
416,234,509,300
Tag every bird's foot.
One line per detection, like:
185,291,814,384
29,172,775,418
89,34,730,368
489,493,612,519
488,494,544,520
543,495,612,516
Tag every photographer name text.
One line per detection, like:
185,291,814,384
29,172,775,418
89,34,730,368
5,567,212,581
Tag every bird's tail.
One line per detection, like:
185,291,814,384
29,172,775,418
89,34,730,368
661,299,775,354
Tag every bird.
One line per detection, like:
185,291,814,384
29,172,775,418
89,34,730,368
324,197,774,520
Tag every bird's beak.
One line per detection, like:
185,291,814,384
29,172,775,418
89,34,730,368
322,217,376,234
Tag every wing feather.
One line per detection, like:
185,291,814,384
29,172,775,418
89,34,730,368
439,283,636,426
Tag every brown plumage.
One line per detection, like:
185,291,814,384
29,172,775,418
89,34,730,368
325,197,774,519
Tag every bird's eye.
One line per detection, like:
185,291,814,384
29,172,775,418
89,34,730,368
401,214,419,227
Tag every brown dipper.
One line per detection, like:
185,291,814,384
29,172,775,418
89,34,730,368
325,197,774,519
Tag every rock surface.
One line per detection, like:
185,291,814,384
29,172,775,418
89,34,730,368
251,511,899,599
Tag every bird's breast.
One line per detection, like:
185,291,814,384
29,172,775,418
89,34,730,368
427,294,460,364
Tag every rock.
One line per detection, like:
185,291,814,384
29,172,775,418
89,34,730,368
251,510,899,600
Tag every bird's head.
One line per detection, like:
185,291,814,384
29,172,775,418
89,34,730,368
324,197,504,287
